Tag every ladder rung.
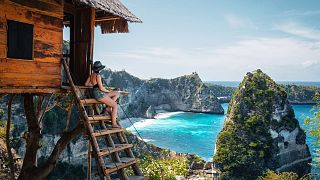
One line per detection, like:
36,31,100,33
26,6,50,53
80,99,103,105
92,128,125,137
97,144,133,157
105,158,136,174
88,115,112,123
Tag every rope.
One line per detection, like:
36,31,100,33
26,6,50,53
118,104,165,175
100,74,166,175
77,87,121,176
62,58,120,178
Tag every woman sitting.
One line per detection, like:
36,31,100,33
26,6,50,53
85,61,120,128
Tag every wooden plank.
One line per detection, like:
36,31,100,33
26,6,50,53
64,2,76,15
34,57,60,63
38,0,63,6
0,17,6,32
0,87,65,94
0,79,60,87
7,0,63,17
0,60,60,75
0,72,60,81
97,144,133,157
34,40,61,53
0,62,61,87
0,2,63,30
0,33,6,46
105,158,136,175
0,45,6,58
34,26,62,44
92,128,126,137
34,39,62,62
88,115,112,122
72,8,95,85
61,59,107,179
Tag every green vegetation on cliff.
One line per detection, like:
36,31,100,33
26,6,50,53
214,69,308,179
305,92,320,168
137,155,188,180
259,171,310,180
283,85,320,104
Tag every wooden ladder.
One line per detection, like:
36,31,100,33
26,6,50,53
62,59,145,180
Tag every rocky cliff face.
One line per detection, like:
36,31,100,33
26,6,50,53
213,70,311,179
101,70,224,117
0,70,223,179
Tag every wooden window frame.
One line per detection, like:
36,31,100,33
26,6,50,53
6,19,34,61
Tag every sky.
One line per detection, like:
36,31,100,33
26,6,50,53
67,0,320,81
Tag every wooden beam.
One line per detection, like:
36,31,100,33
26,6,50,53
64,2,76,15
95,16,120,22
0,87,67,94
72,7,95,85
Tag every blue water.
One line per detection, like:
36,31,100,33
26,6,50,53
128,104,318,170
207,81,320,87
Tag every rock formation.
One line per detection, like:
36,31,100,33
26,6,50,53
0,70,224,179
213,70,311,179
101,70,224,118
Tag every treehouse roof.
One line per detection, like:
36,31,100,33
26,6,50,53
76,0,142,33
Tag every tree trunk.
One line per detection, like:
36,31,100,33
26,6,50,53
18,94,41,180
6,95,15,180
34,122,84,179
16,94,85,180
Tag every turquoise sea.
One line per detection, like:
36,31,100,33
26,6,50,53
127,103,319,174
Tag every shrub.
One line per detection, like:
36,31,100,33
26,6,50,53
137,155,188,180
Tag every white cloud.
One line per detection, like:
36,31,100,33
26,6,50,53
224,14,257,29
281,10,320,17
99,38,320,81
275,22,320,41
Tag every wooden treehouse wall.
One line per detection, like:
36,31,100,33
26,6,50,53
0,0,63,88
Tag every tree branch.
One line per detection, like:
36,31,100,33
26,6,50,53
6,94,15,180
64,100,74,132
34,121,85,179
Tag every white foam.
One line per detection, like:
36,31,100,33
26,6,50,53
127,118,155,129
154,111,184,119
142,138,153,142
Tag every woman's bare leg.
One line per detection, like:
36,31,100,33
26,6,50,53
99,96,120,128
106,91,120,101
104,91,120,114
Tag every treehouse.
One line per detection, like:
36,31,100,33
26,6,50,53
0,0,142,94
0,0,145,180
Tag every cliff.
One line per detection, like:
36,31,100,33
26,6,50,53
213,70,311,179
205,82,319,104
101,70,224,117
283,85,319,104
0,69,224,179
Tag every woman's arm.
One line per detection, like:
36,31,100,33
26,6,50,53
85,76,92,86
97,75,110,93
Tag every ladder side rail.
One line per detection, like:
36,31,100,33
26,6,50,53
62,58,106,179
94,104,129,179
95,105,143,177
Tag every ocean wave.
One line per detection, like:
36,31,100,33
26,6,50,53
155,111,184,119
127,118,155,129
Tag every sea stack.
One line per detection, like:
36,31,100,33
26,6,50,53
214,69,311,179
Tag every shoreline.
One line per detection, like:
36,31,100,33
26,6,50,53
120,112,215,162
